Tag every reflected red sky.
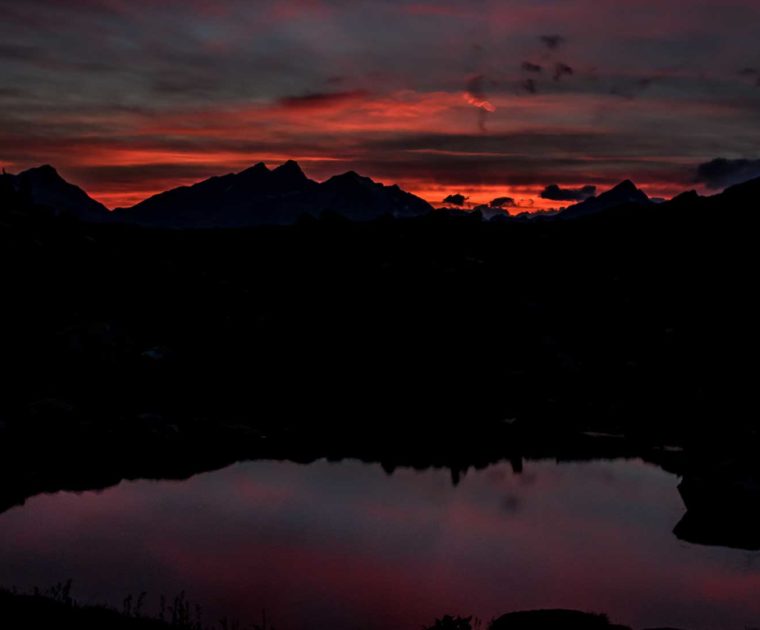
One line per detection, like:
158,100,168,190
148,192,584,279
1,459,759,629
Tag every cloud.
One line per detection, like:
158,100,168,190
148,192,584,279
521,78,538,94
609,75,661,100
0,43,42,61
4,0,757,209
540,184,596,201
540,34,565,50
463,76,495,111
463,75,496,131
490,196,516,208
521,61,543,73
694,158,760,190
553,63,574,81
277,90,369,110
443,193,467,206
474,196,519,219
738,67,760,87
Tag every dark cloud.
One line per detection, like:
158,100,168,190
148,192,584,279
521,78,538,94
0,43,42,61
464,75,496,132
554,63,574,81
521,61,543,73
540,184,596,201
695,158,760,190
540,35,565,50
277,90,369,110
443,193,468,206
489,197,516,208
610,76,660,99
738,68,760,87
360,131,698,188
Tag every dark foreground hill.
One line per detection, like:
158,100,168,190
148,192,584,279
1,169,758,436
2,169,760,548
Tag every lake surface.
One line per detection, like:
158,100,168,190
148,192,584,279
1,458,759,629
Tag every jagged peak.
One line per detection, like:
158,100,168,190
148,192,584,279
609,179,640,194
272,160,307,180
238,162,270,176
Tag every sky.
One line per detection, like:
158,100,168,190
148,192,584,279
2,0,760,211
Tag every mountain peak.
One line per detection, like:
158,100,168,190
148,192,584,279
326,171,377,189
612,179,639,193
560,179,650,219
26,164,62,180
238,162,270,176
273,160,307,180
14,164,109,218
114,161,432,227
597,179,649,204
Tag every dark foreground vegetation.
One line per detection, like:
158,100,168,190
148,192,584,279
0,586,273,630
1,174,759,544
0,588,684,630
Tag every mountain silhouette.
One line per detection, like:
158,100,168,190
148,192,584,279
2,165,109,221
114,161,432,228
8,162,760,230
559,180,652,219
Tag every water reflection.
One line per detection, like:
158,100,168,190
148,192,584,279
0,459,759,629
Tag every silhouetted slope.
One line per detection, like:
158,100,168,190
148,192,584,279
710,173,760,208
115,161,432,227
560,180,651,219
318,171,432,221
2,171,758,434
4,165,110,221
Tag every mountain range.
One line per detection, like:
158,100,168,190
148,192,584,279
113,161,433,228
3,160,760,228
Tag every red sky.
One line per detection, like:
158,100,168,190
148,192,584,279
2,0,760,210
